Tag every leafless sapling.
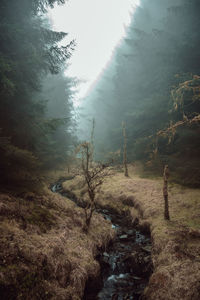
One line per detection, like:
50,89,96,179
79,142,110,232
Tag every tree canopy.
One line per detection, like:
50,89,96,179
80,0,200,186
0,0,75,190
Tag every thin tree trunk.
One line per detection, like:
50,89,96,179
122,122,128,177
90,118,95,164
163,165,170,220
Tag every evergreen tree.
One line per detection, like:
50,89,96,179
0,0,75,190
80,0,200,186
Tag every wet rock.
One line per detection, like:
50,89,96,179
102,252,109,262
141,246,151,254
123,251,152,276
135,231,146,243
127,229,135,236
112,224,118,229
132,275,142,280
119,234,128,240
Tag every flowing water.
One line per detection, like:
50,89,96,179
51,179,152,300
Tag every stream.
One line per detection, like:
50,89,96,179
51,179,152,300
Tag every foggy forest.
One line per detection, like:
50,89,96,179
0,0,200,299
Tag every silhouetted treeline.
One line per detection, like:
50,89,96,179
80,0,200,187
0,0,75,190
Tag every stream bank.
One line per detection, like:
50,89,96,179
84,209,152,300
0,179,115,300
51,178,152,300
61,168,200,300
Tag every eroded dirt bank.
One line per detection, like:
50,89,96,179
62,165,200,300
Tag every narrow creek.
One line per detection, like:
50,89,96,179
51,179,152,300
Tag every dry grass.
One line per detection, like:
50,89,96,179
63,164,200,300
0,188,114,300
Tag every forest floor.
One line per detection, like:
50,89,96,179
0,165,199,300
63,164,200,300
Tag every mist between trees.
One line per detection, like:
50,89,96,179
0,0,200,191
0,0,77,191
78,0,200,188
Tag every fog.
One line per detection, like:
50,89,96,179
0,0,200,187
78,0,200,184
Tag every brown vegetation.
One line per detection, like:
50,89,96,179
63,164,200,300
0,186,114,299
76,142,111,232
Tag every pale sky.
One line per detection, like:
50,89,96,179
48,0,139,103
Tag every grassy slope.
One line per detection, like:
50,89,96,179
63,165,200,300
0,181,114,300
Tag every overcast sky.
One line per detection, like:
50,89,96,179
48,0,139,103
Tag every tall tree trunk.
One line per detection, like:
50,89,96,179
163,165,170,220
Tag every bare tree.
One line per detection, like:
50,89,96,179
122,122,129,177
163,165,170,220
79,142,110,232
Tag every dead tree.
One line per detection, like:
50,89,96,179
163,165,170,220
122,122,129,177
79,142,109,232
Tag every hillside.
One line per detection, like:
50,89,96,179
0,178,114,300
63,165,200,299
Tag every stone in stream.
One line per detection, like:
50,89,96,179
141,245,151,254
119,234,128,240
102,252,110,263
127,229,135,236
123,250,152,276
51,185,56,192
112,224,118,229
